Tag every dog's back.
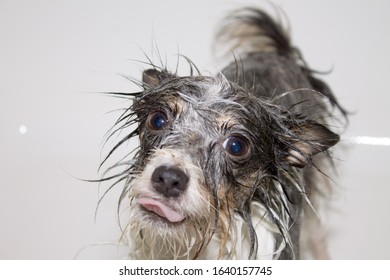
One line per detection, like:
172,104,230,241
217,8,345,117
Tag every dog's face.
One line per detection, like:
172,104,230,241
118,69,339,259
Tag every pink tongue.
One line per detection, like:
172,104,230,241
138,197,185,223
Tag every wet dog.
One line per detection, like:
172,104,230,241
99,7,347,259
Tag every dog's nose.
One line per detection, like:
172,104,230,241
151,166,189,198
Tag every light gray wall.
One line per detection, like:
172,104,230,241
1,0,389,259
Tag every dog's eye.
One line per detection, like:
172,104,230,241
223,135,250,157
147,111,169,130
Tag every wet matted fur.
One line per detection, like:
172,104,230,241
98,7,347,259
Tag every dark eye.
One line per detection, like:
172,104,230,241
222,135,250,157
147,111,169,130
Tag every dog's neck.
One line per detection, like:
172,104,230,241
127,201,278,260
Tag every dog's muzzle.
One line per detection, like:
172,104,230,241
137,165,189,224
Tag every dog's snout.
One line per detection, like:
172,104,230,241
151,166,189,197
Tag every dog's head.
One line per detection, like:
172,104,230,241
102,67,340,259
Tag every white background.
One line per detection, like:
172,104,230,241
1,0,389,259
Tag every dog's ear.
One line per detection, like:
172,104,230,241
142,69,161,88
281,121,339,168
142,68,175,88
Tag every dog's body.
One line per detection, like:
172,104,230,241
101,8,346,259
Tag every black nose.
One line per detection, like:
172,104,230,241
151,166,189,198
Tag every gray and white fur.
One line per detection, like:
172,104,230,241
99,7,347,260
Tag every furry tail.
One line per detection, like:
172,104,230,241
214,8,294,60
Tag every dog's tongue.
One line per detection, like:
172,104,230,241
138,197,185,223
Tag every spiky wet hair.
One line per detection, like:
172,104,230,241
97,7,347,259
98,66,341,259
